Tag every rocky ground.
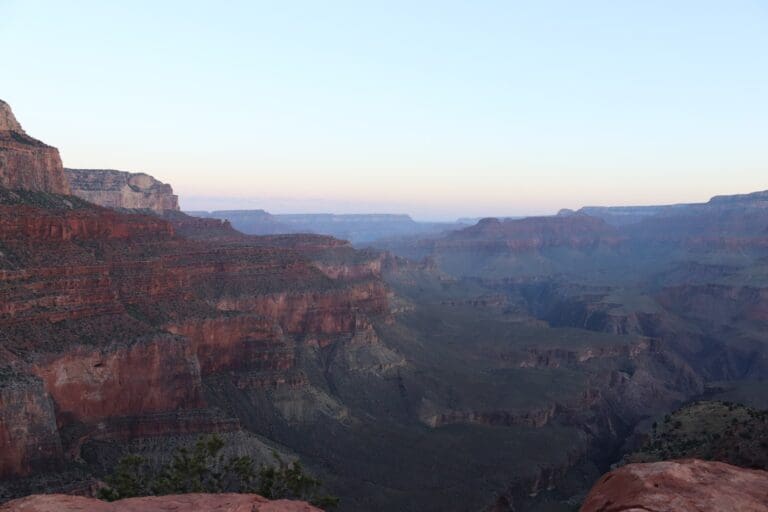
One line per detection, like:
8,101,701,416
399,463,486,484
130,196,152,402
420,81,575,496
580,459,768,512
0,493,320,512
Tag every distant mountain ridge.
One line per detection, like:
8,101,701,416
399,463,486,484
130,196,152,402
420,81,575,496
559,189,768,226
190,210,462,244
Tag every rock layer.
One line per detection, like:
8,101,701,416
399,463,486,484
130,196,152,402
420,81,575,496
65,169,179,212
0,374,61,479
0,100,70,195
0,101,24,133
0,184,391,481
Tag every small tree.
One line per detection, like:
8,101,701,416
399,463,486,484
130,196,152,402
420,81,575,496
98,455,150,501
258,452,339,509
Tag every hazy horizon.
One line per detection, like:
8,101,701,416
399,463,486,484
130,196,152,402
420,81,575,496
3,1,767,220
178,188,741,223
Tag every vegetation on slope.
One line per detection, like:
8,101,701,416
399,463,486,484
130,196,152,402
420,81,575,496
98,435,339,509
626,401,768,470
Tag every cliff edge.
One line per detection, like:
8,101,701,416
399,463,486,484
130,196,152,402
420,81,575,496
66,168,179,212
0,100,70,194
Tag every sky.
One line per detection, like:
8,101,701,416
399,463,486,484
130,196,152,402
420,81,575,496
1,1,767,220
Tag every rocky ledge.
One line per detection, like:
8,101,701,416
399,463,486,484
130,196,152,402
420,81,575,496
580,459,768,512
0,494,321,512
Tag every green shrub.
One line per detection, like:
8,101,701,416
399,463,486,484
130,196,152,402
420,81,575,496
97,435,337,509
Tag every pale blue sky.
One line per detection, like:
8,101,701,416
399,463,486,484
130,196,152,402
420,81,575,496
2,1,767,220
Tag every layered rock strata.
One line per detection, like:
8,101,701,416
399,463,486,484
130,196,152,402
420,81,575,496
65,168,179,212
0,100,70,195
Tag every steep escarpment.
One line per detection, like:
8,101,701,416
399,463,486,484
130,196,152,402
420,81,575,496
0,101,393,500
65,169,179,212
0,193,391,482
0,100,70,195
0,373,61,479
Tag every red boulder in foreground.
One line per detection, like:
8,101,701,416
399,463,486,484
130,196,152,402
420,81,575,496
581,459,768,512
0,493,322,512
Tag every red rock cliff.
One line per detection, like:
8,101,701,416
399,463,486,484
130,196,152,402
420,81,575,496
0,100,70,195
0,189,390,478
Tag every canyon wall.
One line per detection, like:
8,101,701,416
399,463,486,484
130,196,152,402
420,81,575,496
0,100,70,195
65,169,179,212
0,197,390,479
0,102,393,487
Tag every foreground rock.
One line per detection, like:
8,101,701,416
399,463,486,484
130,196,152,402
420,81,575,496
65,168,179,212
580,459,768,512
0,494,321,511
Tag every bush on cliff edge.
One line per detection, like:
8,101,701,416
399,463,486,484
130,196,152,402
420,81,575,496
97,435,339,509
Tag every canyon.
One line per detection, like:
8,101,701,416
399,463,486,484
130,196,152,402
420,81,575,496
0,98,767,511
0,103,394,507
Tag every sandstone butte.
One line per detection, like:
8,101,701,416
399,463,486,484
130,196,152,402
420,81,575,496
0,494,322,512
580,459,768,512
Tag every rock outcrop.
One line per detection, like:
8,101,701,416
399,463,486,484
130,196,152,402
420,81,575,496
0,101,24,133
0,493,322,512
0,373,62,479
580,459,768,512
0,100,70,195
65,168,179,212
